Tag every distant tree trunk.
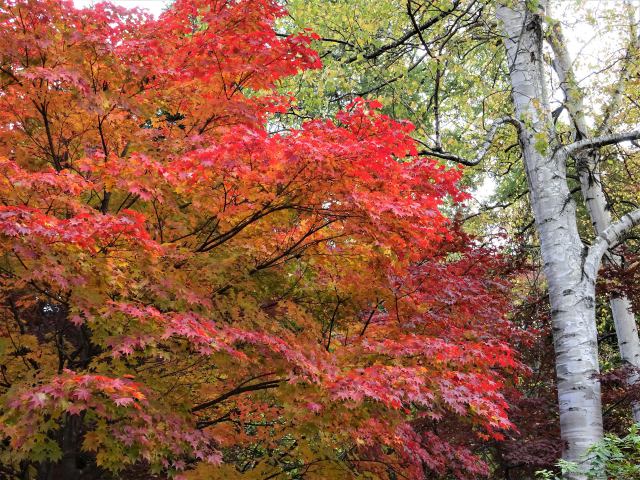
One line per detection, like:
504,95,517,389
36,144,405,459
34,415,83,480
56,414,82,480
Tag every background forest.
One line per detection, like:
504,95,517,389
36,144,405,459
0,0,639,479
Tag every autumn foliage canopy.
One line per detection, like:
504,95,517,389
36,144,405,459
0,0,521,478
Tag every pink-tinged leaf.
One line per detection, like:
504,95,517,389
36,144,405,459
114,397,134,407
306,402,322,413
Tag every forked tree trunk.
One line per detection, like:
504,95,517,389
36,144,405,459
497,2,604,476
548,18,640,423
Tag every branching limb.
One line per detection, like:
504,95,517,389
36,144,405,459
344,0,461,64
585,209,640,279
407,0,443,149
417,116,521,166
562,130,640,157
191,375,285,413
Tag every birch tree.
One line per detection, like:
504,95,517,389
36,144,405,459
546,2,640,423
497,2,640,474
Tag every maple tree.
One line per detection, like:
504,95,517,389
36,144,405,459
0,0,521,479
278,1,640,477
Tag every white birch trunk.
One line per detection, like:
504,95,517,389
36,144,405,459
581,167,640,423
549,20,640,423
611,297,640,421
497,2,603,476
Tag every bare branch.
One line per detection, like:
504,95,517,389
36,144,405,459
547,21,588,141
562,130,640,157
191,377,285,413
585,209,640,279
418,116,521,166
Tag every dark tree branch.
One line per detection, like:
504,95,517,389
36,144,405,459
418,116,521,166
191,377,285,413
344,1,461,64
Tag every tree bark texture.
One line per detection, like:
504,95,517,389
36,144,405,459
497,2,604,476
